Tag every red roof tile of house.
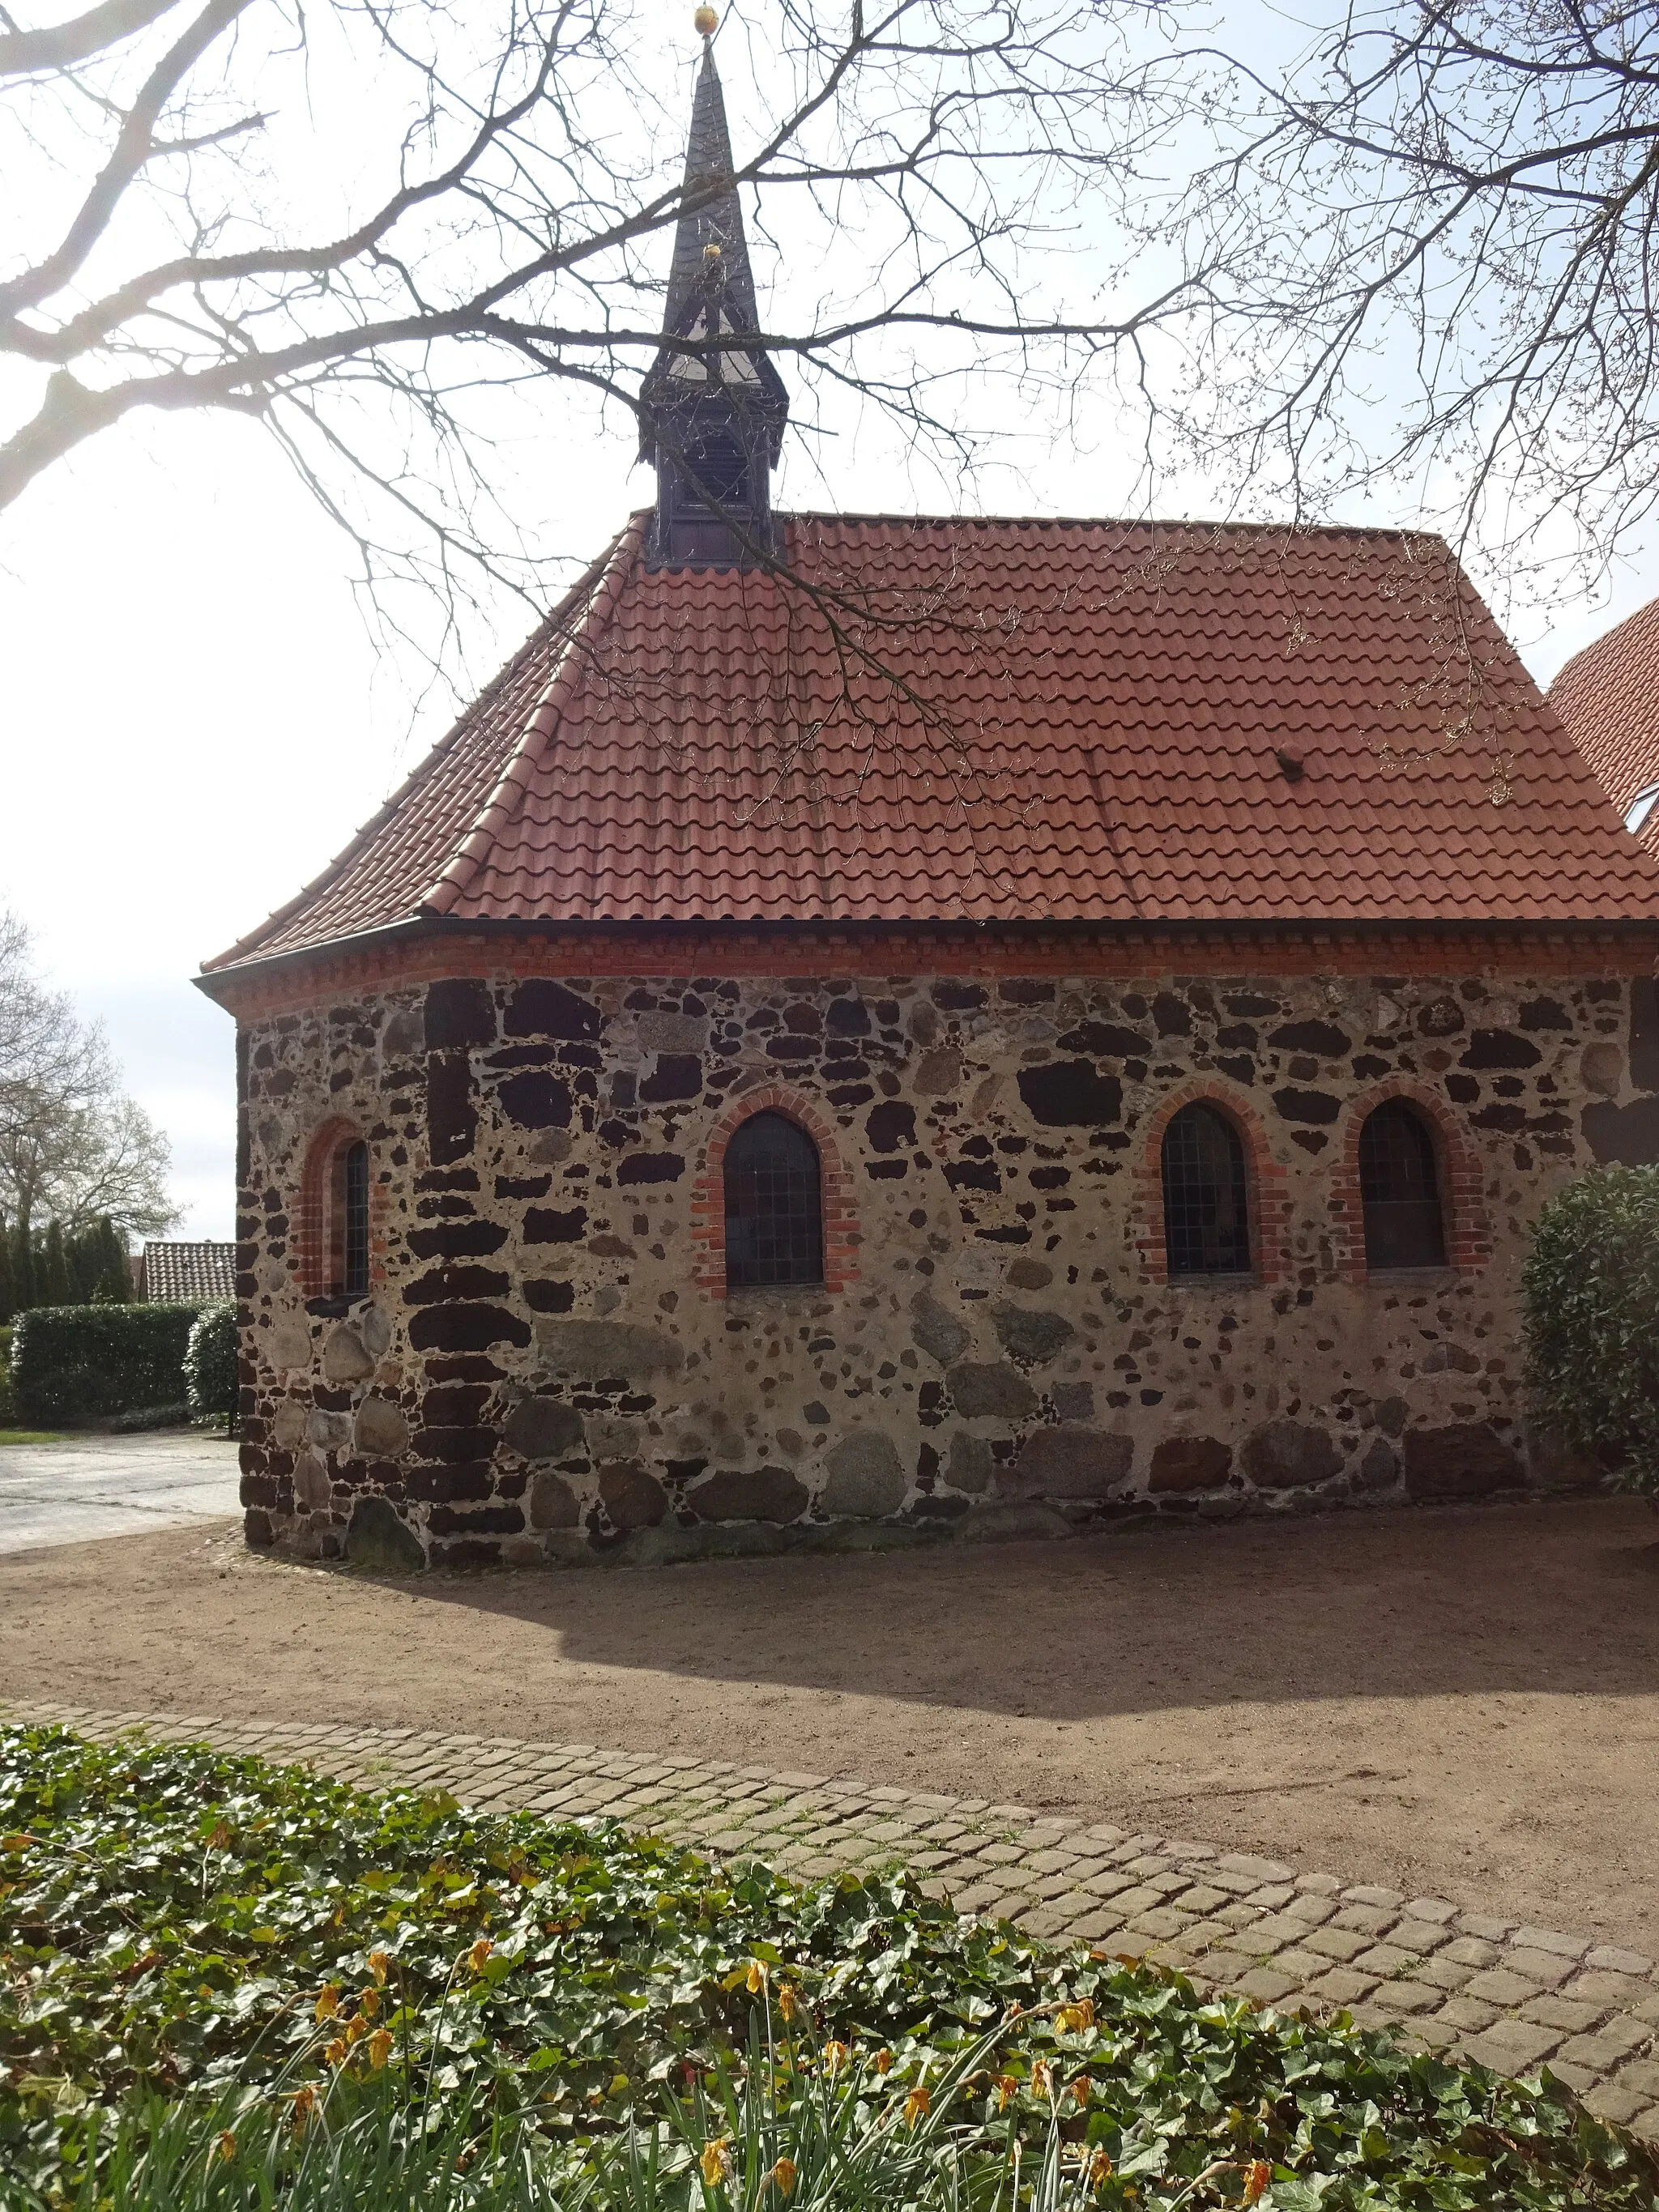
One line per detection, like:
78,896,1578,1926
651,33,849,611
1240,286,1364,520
1549,591,1659,855
204,512,1659,971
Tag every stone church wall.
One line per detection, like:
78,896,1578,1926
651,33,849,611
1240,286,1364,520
232,958,1656,1567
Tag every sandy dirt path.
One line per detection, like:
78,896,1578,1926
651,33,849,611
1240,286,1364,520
2,1494,1657,1952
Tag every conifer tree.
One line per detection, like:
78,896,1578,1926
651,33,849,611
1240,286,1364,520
0,1210,12,1325
40,1219,71,1306
11,1219,36,1314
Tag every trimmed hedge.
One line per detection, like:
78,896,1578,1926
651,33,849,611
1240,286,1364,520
183,1300,237,1423
10,1305,202,1426
1523,1163,1659,1494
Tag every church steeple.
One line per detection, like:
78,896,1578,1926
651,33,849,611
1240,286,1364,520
638,13,789,568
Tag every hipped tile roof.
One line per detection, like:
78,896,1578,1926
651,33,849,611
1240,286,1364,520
1549,591,1659,855
205,512,1659,972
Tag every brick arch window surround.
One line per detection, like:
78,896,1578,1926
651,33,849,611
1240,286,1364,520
296,1118,377,1299
689,1085,859,1298
1333,1082,1490,1281
1135,1080,1290,1286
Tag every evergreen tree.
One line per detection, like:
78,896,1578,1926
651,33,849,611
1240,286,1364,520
92,1217,130,1302
41,1219,71,1306
0,1210,11,1325
11,1219,36,1313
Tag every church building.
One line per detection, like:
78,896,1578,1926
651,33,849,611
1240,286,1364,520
200,29,1659,1568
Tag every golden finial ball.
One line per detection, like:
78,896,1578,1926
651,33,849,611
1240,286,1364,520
693,5,718,32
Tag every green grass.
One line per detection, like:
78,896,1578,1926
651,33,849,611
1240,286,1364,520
1,1725,1654,2211
0,1429,70,1445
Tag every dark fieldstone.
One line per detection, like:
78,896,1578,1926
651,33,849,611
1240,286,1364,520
767,1035,821,1063
1582,1095,1659,1165
535,1320,684,1376
1375,1396,1408,1437
1006,1259,1054,1289
992,1302,1074,1364
402,1264,510,1306
243,1507,274,1548
347,1494,424,1572
240,1471,276,1508
427,1505,523,1537
1272,1088,1341,1125
1017,1060,1122,1127
1007,1427,1134,1498
802,1400,831,1426
1403,1423,1524,1498
1631,976,1659,1091
1520,997,1572,1031
948,1430,994,1493
504,978,601,1041
640,1055,703,1102
403,1462,495,1503
945,1159,1000,1192
1153,992,1190,1037
913,1047,963,1094
689,1465,810,1523
617,1153,684,1185
407,1220,507,1259
1051,1382,1094,1422
947,1362,1040,1419
867,1101,917,1153
821,1432,906,1517
424,979,495,1051
522,1278,575,1313
527,1470,580,1528
826,997,871,1035
523,1205,587,1243
1358,1439,1399,1490
411,1425,498,1465
1056,1021,1149,1059
599,1460,668,1530
1269,1020,1350,1056
1416,996,1465,1037
407,1303,531,1353
502,1394,584,1460
932,981,987,1010
1149,1435,1231,1492
1243,1419,1342,1490
1460,1028,1542,1070
427,1054,476,1163
910,1291,970,1365
498,1069,572,1128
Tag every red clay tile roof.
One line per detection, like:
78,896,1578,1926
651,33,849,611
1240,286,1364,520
1549,592,1659,855
141,1242,235,1303
205,512,1659,970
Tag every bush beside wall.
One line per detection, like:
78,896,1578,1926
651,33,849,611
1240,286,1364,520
184,1302,238,1425
1523,1163,1659,1494
10,1305,203,1427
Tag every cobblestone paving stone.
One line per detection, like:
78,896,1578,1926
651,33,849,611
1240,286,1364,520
10,1701,1657,2139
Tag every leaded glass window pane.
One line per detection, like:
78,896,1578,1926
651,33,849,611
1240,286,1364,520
1161,1103,1251,1276
1359,1102,1446,1269
343,1140,370,1297
723,1112,823,1289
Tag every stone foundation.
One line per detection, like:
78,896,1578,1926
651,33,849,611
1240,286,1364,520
231,956,1649,1567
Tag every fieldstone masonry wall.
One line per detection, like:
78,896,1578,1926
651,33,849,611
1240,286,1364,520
232,956,1659,1567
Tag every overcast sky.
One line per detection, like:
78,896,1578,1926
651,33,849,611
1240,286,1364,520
5,6,1659,1245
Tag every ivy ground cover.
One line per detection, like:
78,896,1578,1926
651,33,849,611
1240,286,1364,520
1,1724,1655,2209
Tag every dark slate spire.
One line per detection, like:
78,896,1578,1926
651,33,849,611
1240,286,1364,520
639,21,788,568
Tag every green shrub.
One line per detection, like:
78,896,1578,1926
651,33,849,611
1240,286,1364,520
1523,1163,1659,1494
183,1300,238,1424
9,1305,201,1427
108,1401,194,1434
0,1325,12,1424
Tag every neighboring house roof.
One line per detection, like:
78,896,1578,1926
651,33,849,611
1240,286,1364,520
1548,593,1659,850
142,1242,235,1303
203,512,1659,974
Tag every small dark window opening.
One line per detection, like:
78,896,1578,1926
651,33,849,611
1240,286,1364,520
1359,1102,1446,1269
340,1139,370,1296
685,434,750,507
1161,1102,1251,1277
723,1111,823,1289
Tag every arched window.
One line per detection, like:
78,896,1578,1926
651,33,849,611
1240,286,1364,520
1359,1102,1446,1269
1161,1102,1251,1277
723,1112,823,1289
337,1139,370,1296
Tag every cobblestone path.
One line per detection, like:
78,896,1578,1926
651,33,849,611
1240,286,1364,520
11,1700,1657,2140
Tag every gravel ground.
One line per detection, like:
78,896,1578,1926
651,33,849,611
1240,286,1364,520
1,1490,1656,1953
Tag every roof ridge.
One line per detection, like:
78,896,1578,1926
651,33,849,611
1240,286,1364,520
199,543,625,974
778,509,1447,544
423,514,648,918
